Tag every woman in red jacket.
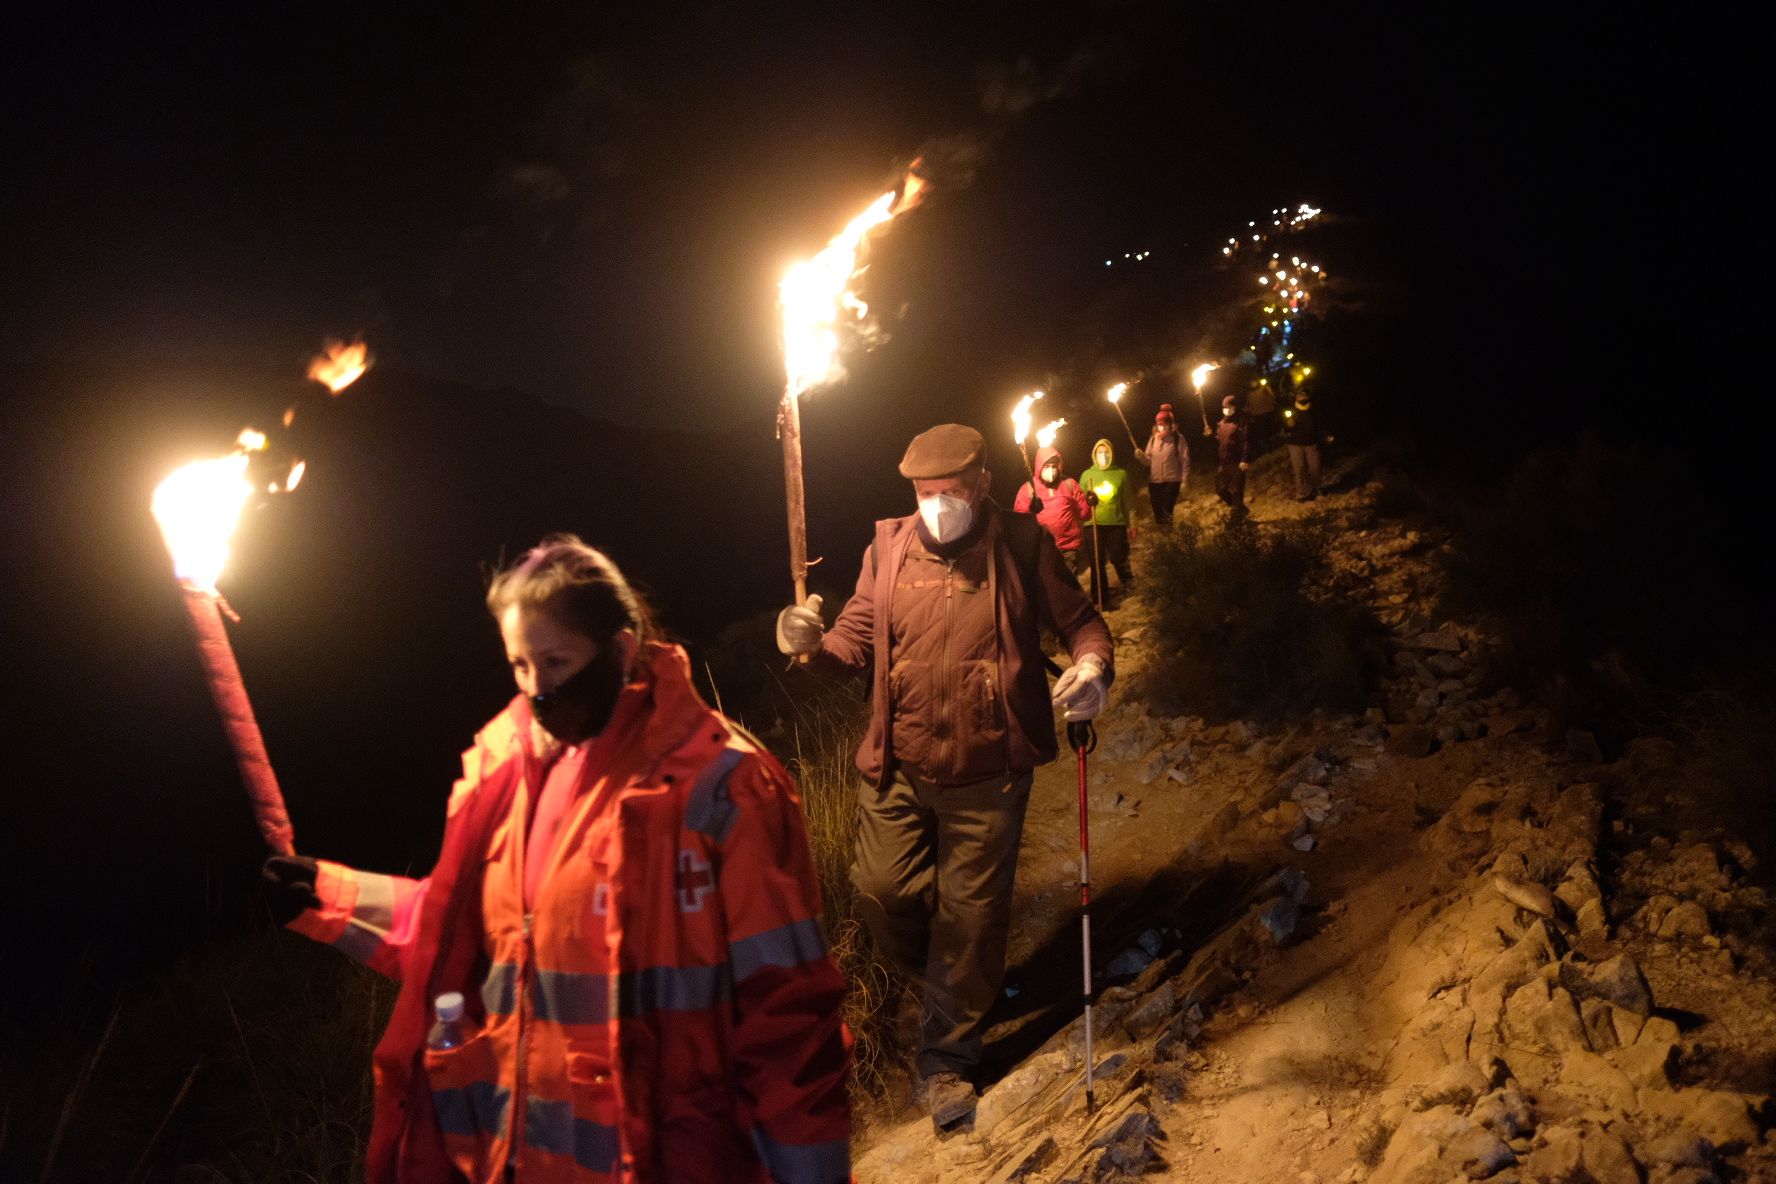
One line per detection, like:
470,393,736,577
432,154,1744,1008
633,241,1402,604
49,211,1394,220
263,535,851,1183
1012,443,1093,574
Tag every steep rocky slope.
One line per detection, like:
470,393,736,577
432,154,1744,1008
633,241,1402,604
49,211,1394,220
855,450,1776,1184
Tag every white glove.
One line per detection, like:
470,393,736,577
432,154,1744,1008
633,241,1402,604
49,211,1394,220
775,595,825,656
1051,655,1109,721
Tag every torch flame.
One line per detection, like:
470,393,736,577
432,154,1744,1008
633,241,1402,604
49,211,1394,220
1191,362,1219,391
779,166,925,399
1011,390,1045,444
152,453,254,594
237,428,268,451
1107,382,1129,404
1035,418,1066,450
307,339,371,394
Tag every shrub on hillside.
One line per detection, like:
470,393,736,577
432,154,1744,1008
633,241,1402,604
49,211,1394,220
1435,436,1745,748
1141,517,1378,722
1673,682,1776,886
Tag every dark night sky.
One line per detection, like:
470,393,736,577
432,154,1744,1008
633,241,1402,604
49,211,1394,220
0,3,1734,1000
5,3,1713,428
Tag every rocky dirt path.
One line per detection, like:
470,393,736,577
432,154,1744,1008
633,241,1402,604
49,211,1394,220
854,450,1776,1183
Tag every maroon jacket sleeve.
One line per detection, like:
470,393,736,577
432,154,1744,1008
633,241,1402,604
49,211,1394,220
1030,526,1115,680
806,541,876,680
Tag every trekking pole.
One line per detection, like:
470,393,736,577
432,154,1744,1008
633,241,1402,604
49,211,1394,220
1069,718,1099,1114
1090,517,1103,611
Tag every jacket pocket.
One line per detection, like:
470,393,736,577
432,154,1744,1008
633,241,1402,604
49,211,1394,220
956,660,1009,768
423,1030,506,1177
562,1049,624,1172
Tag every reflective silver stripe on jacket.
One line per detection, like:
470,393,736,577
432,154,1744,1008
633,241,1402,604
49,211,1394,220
731,916,827,983
751,1126,850,1184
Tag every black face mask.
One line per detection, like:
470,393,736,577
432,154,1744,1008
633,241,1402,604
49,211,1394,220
529,645,628,744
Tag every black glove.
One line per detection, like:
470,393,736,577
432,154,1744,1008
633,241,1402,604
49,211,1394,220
1029,496,1043,514
262,855,321,925
1084,490,1100,506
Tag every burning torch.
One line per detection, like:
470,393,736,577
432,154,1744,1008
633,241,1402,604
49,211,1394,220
778,170,924,607
1106,382,1139,452
150,341,369,854
1010,390,1044,482
1191,362,1219,436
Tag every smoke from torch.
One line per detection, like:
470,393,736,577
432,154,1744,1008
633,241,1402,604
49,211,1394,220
777,167,925,606
150,340,371,854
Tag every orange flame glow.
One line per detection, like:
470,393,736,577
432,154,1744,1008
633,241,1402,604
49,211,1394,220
307,339,371,394
152,454,254,594
1191,362,1219,391
1035,418,1067,450
1106,382,1129,405
779,166,925,399
1011,390,1044,444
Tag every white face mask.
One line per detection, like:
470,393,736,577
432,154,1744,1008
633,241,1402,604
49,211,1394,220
918,494,974,543
1094,450,1110,469
1041,465,1059,485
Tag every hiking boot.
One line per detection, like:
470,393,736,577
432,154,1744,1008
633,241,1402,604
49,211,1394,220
924,1071,977,1128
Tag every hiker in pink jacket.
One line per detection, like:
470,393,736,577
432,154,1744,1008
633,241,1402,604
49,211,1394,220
1013,443,1092,574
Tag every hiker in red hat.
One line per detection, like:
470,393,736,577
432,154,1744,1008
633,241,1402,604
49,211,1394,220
1134,403,1189,526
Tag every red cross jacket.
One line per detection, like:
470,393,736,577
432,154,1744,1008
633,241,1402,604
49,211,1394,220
288,641,851,1183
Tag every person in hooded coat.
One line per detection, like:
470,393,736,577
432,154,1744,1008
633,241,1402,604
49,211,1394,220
1080,438,1135,607
263,536,851,1184
1014,442,1092,574
1134,403,1189,526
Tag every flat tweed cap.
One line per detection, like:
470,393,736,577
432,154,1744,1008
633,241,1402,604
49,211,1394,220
899,423,986,479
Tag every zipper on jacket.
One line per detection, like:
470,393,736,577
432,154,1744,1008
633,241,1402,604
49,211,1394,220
512,910,535,1171
940,560,955,775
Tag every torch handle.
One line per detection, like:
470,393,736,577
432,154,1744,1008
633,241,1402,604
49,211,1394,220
779,390,811,606
1114,404,1140,452
181,589,296,855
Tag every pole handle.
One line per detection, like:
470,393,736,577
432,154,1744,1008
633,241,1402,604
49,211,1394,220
1067,720,1097,754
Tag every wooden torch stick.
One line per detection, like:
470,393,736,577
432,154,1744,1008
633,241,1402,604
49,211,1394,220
179,587,295,855
779,390,810,607
1113,402,1140,452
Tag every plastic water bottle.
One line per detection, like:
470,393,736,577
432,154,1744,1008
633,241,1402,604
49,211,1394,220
428,991,466,1050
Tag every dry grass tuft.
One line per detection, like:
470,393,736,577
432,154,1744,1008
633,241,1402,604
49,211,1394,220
778,680,915,1112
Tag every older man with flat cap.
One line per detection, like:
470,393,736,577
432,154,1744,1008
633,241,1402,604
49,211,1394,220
777,423,1114,1128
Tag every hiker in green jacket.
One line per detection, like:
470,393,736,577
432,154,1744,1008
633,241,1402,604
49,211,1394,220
1081,438,1135,608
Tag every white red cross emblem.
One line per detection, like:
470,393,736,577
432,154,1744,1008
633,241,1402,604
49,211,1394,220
676,849,715,913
